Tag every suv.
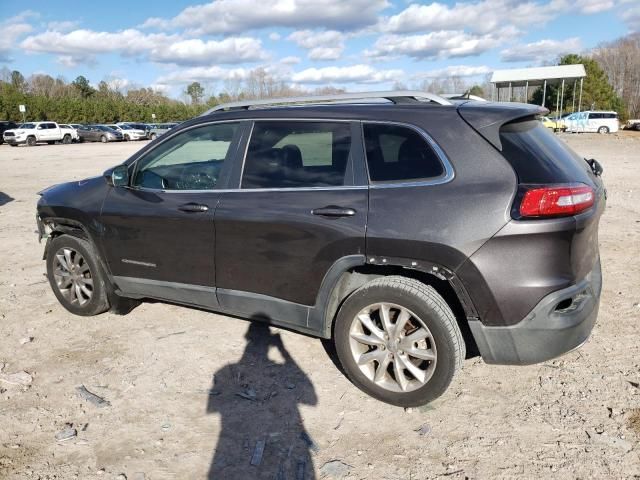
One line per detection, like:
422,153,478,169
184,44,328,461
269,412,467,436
564,110,619,134
36,91,605,407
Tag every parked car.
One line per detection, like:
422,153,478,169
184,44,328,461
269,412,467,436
118,122,151,138
77,125,124,143
624,119,640,131
564,111,619,134
3,121,74,146
540,116,565,132
0,120,18,144
36,91,605,407
148,123,178,140
58,124,80,142
105,124,147,141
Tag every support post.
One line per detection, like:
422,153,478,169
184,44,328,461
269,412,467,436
556,88,560,121
542,79,547,107
559,79,565,118
525,81,529,104
508,82,512,102
572,79,576,112
492,83,495,101
578,77,583,112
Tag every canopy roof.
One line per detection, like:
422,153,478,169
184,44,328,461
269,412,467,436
491,65,586,87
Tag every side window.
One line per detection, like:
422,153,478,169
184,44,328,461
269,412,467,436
363,123,445,182
133,122,240,191
241,121,351,189
588,113,601,119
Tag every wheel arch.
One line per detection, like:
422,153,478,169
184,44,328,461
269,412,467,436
314,256,479,356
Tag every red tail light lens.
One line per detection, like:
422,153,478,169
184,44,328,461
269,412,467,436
519,184,595,218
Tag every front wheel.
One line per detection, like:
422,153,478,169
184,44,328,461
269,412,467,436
150,133,157,140
62,134,71,144
46,235,111,316
334,276,465,407
597,126,610,134
100,135,107,143
26,136,36,146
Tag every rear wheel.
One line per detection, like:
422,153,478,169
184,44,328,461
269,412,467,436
46,235,110,316
334,276,465,407
150,133,157,140
26,136,36,147
598,126,610,134
100,135,107,143
62,134,71,144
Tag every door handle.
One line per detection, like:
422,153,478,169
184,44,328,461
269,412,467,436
311,206,356,217
178,203,209,213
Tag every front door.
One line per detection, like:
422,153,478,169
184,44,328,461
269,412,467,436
214,120,368,330
99,121,244,308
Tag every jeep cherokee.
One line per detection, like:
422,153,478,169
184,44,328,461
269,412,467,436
36,91,604,407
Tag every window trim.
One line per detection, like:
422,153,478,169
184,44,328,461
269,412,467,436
361,120,455,188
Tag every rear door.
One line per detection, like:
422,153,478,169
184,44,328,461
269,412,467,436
100,121,245,308
214,120,368,330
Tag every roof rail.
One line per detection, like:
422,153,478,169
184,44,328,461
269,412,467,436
201,90,452,115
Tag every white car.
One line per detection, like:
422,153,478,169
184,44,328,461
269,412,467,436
105,124,147,141
58,124,80,142
564,111,619,134
2,121,74,146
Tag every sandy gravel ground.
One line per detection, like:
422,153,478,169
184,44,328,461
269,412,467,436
0,132,639,480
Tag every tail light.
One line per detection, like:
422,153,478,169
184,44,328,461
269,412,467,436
518,183,595,218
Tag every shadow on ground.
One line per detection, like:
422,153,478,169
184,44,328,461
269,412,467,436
0,192,14,207
207,321,318,479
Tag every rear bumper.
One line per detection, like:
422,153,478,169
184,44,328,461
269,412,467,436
469,259,602,365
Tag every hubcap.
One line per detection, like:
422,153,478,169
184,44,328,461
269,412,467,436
348,303,437,393
53,247,93,306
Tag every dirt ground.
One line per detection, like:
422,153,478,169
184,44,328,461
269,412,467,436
0,132,639,480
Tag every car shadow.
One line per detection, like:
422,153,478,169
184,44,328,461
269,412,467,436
207,320,318,479
0,192,14,207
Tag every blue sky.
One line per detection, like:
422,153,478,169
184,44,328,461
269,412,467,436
0,0,637,98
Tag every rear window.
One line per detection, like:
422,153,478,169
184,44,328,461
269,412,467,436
500,119,593,184
363,123,444,182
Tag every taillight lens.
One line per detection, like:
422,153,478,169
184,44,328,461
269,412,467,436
519,183,595,218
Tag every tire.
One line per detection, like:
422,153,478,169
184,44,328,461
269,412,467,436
334,276,465,407
150,133,157,140
100,135,107,143
62,134,71,144
26,136,36,147
597,126,610,134
124,134,130,141
46,234,111,316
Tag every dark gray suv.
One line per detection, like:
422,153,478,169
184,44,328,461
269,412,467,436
36,91,604,406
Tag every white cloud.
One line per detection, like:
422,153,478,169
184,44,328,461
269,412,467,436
414,65,492,79
46,20,79,32
269,32,281,41
156,66,254,85
288,29,345,60
366,29,516,60
143,0,389,35
0,12,35,62
149,37,269,65
380,0,618,35
279,56,302,65
621,4,640,31
500,37,582,63
20,29,268,66
291,64,403,84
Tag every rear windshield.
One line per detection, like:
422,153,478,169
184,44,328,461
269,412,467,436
499,119,593,185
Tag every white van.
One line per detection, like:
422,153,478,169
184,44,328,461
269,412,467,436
564,111,619,134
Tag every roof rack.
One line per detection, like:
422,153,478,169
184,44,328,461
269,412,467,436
202,90,452,115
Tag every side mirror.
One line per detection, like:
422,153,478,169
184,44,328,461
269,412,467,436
106,165,130,187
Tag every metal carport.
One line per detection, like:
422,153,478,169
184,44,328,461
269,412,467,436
490,65,587,117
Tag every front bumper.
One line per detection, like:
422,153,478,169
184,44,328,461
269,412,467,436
469,259,602,365
3,137,25,145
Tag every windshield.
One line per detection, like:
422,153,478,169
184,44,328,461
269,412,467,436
96,126,114,132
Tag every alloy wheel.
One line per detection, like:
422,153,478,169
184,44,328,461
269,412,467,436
53,247,93,306
348,302,437,393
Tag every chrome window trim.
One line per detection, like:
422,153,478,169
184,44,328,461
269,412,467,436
361,120,455,189
128,117,454,194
